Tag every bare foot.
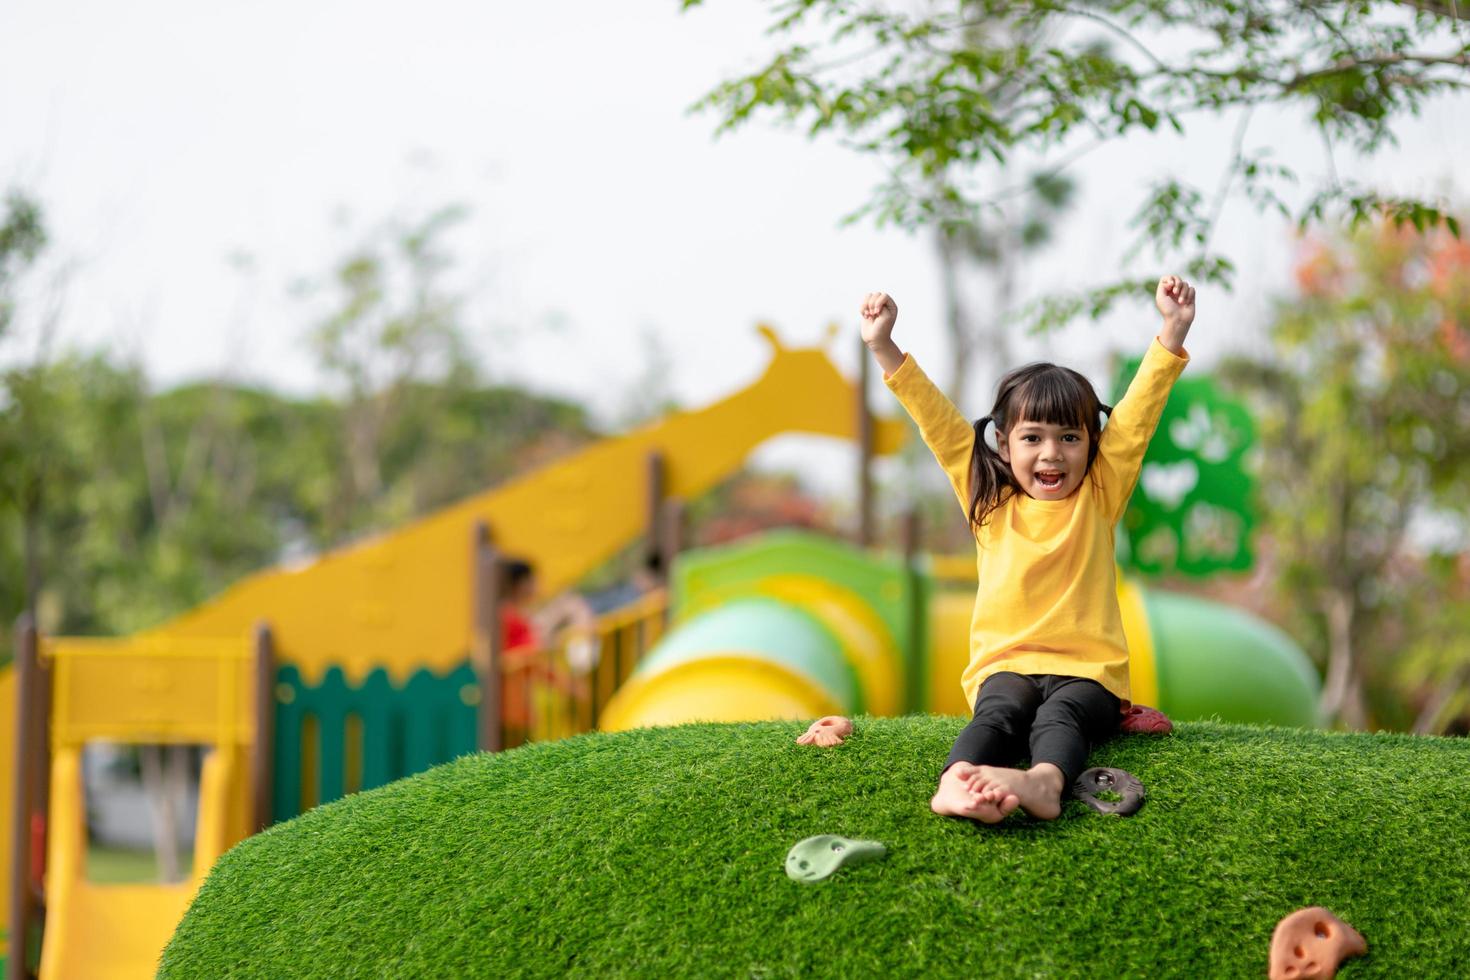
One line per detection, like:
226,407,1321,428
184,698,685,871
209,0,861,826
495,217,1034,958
960,768,1021,817
972,763,1065,821
931,763,1010,824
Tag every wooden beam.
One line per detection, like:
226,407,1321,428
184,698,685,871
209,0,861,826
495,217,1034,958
251,622,276,833
471,522,503,753
646,452,666,577
8,615,42,980
857,336,875,548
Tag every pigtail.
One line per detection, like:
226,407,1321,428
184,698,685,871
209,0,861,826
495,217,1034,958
1089,402,1114,470
966,415,1015,530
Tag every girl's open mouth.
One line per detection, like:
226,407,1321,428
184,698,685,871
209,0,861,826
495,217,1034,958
1036,472,1064,489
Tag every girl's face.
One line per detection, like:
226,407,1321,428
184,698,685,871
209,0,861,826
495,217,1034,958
998,419,1090,500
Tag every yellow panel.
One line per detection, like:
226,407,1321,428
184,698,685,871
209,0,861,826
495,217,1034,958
927,553,977,585
1117,573,1159,707
599,655,842,732
45,637,253,749
131,333,907,686
927,590,976,715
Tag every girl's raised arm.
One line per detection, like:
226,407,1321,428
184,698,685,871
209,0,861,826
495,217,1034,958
1093,276,1195,523
861,292,978,517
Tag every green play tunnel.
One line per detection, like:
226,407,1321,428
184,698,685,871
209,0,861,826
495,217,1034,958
599,598,859,731
1143,589,1320,728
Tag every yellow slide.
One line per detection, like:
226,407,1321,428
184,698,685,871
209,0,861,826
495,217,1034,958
31,636,260,979
138,327,905,687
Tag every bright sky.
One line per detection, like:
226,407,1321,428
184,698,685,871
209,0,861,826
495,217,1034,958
4,1,1468,501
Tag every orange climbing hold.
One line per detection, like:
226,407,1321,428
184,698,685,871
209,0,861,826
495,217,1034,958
796,715,854,747
1268,907,1367,980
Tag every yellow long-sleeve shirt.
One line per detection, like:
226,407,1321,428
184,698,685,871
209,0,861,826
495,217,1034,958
885,337,1188,709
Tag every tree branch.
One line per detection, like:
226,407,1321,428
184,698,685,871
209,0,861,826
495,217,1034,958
1392,0,1470,22
1201,106,1258,254
1056,4,1170,70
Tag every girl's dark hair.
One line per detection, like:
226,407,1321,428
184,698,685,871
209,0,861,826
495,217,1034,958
967,362,1112,530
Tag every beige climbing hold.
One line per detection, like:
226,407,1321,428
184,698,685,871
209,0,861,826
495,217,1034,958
1268,907,1366,980
796,715,853,748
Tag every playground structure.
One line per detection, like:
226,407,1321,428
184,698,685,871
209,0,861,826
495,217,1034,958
0,327,1319,977
600,531,1319,731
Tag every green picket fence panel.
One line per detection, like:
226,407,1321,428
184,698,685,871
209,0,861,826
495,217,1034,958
274,661,479,822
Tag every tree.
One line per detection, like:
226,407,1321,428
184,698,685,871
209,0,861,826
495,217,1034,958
296,204,489,540
1217,214,1470,729
686,0,1468,333
935,168,1077,405
0,189,61,631
1393,550,1470,734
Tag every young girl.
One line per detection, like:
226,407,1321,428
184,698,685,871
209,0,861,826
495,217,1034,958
860,276,1195,824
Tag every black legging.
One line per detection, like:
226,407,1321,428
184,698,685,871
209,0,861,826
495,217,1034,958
942,671,1121,788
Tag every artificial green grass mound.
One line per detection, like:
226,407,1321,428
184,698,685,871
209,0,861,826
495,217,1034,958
161,718,1470,978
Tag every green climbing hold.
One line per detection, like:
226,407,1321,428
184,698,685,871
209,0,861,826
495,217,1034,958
784,835,887,883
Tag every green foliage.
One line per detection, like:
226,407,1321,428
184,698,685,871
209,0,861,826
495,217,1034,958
1217,216,1470,728
161,717,1470,977
0,193,598,658
0,190,46,339
296,204,486,539
1393,552,1470,733
688,0,1470,331
0,365,596,649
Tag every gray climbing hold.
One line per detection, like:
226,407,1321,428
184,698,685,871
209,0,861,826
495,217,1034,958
784,835,887,883
1073,767,1145,816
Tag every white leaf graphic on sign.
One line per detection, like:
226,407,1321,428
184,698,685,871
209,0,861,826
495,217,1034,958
1140,460,1198,510
1170,403,1233,463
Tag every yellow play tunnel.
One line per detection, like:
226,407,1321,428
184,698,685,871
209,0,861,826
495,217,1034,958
924,576,1160,715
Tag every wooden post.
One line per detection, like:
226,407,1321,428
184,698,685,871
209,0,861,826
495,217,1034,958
645,452,666,577
471,522,503,753
901,506,922,568
900,507,925,715
657,497,686,633
657,497,685,586
9,615,43,980
857,336,875,548
251,622,275,833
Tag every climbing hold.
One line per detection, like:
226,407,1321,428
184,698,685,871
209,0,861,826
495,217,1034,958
1073,767,1145,816
1268,907,1366,980
1120,704,1173,735
796,715,854,748
784,835,886,883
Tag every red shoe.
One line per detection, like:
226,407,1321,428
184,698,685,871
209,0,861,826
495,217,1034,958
1120,704,1173,735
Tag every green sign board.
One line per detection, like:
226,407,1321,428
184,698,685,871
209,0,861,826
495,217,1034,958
1112,357,1257,578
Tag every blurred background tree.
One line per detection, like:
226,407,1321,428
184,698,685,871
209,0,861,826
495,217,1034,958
0,189,69,630
0,195,595,658
688,0,1468,339
1218,214,1470,730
